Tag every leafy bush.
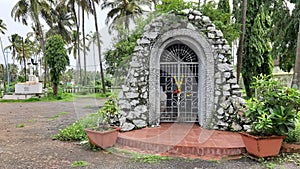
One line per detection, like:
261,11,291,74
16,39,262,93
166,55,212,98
52,121,87,141
52,113,100,141
285,124,300,143
285,114,300,143
53,96,120,141
245,75,300,136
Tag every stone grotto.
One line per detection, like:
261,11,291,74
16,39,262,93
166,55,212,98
117,10,250,132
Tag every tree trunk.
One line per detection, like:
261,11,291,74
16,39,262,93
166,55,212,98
0,37,7,84
77,5,82,85
292,23,300,89
22,37,26,82
92,1,106,94
236,0,247,84
53,83,58,96
36,21,47,88
82,3,87,86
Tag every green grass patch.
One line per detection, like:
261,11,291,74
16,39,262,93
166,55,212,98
71,160,89,167
0,92,111,103
27,119,37,123
59,112,70,115
16,124,25,128
49,112,70,121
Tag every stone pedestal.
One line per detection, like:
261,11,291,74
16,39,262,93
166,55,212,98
15,74,42,95
15,82,42,94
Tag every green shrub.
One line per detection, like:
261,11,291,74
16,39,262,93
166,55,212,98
245,75,300,136
52,113,101,141
285,115,300,143
53,96,120,141
52,121,87,141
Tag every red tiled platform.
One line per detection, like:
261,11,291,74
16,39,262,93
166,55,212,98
116,123,246,158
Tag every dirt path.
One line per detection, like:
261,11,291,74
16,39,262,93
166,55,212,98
0,98,296,169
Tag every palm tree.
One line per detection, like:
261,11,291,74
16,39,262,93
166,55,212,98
91,0,106,93
0,19,7,81
80,0,93,86
236,0,247,84
62,0,83,85
11,0,51,88
5,34,34,81
63,0,93,86
0,20,7,91
46,1,74,44
0,19,6,34
101,0,151,33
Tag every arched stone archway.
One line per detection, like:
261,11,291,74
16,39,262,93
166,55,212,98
117,11,249,132
149,29,215,127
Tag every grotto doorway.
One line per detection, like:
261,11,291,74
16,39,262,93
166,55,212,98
160,43,199,122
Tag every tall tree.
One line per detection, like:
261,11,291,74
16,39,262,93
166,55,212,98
5,34,34,82
0,19,7,90
0,19,6,34
91,0,106,93
293,23,300,88
46,1,74,44
45,35,69,96
62,0,82,84
79,0,93,86
101,0,151,32
11,0,51,88
241,1,273,97
292,1,300,88
236,0,247,83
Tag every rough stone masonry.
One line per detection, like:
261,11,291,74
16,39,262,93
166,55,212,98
117,10,250,132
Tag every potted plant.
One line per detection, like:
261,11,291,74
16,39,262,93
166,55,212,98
241,75,300,158
84,96,121,149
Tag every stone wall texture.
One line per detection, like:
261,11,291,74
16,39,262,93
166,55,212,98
118,10,250,132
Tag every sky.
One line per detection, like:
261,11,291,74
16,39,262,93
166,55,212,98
0,0,295,72
0,0,112,71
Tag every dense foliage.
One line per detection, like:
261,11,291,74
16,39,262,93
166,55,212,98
239,1,273,97
45,35,69,96
271,0,300,72
156,0,194,14
245,75,300,136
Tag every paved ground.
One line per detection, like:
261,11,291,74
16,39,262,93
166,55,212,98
0,97,299,169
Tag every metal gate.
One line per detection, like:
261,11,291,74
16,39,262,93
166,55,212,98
160,43,199,122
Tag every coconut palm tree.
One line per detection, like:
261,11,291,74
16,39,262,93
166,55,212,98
62,0,93,86
61,0,83,84
11,0,51,88
46,1,75,44
91,0,106,93
0,20,7,91
101,0,151,33
0,19,7,80
79,0,93,86
5,34,34,81
0,19,6,35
